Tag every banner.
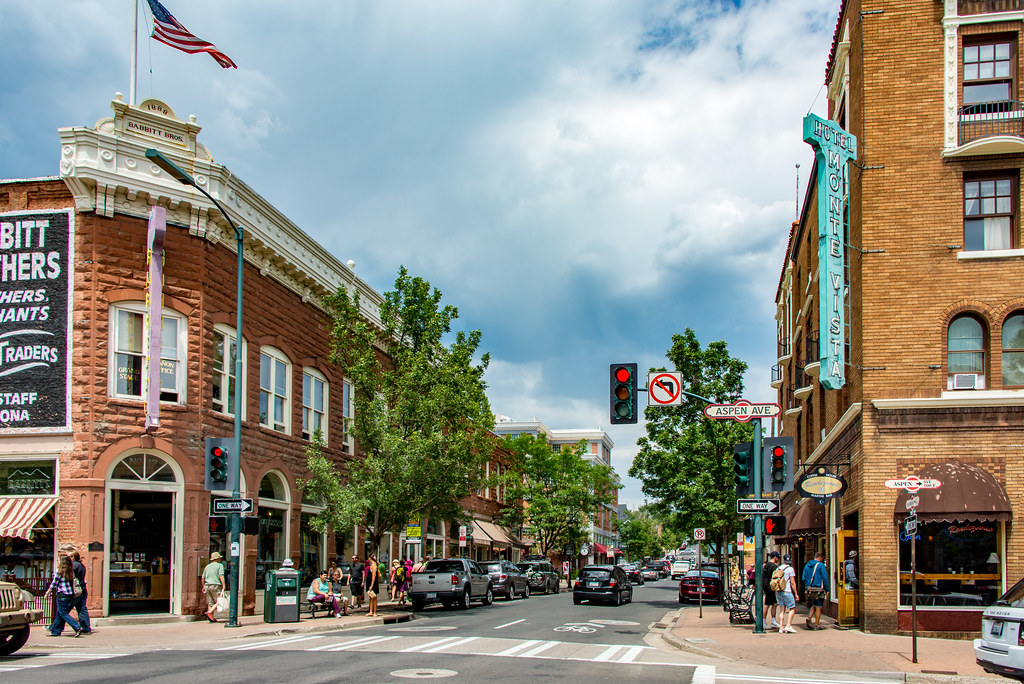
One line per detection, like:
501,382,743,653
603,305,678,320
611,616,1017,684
0,210,73,432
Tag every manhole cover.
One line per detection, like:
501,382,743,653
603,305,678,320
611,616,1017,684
391,669,458,679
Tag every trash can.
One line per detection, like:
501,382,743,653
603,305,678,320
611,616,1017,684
263,567,300,623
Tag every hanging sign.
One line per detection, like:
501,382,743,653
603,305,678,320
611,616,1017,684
796,466,848,501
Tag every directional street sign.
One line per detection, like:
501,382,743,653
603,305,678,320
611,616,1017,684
704,399,782,422
905,516,918,533
736,498,782,514
212,498,254,514
905,496,920,510
883,476,942,492
648,372,683,406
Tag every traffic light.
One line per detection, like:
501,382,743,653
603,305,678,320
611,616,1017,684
763,436,795,492
242,516,260,536
609,363,638,424
209,515,228,535
764,515,787,536
743,518,754,536
204,437,234,491
733,441,753,497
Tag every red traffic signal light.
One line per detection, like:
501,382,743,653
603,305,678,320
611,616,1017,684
609,363,638,424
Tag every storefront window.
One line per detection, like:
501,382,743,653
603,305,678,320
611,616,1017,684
0,510,53,591
299,512,324,587
0,460,56,496
256,507,286,591
898,520,1001,607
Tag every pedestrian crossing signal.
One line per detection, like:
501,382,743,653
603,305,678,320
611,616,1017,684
764,515,786,536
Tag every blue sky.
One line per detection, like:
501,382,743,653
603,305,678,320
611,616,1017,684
0,0,840,509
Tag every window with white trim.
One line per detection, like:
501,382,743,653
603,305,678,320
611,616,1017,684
212,325,245,417
947,315,987,390
260,348,291,433
302,368,328,442
110,303,186,403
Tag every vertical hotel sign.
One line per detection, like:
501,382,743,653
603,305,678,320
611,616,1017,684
145,207,166,430
0,210,73,432
803,114,856,390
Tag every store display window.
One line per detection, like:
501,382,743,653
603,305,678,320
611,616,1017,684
898,520,1002,607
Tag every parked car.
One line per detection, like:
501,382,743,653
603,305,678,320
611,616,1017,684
518,560,561,594
0,581,42,655
623,563,644,586
482,559,530,600
409,558,494,610
976,577,1024,680
670,559,691,579
573,564,633,606
678,569,723,604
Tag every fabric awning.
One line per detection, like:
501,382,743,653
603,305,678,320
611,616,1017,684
0,497,57,540
789,500,826,536
592,542,608,555
497,526,528,549
611,548,624,555
470,520,495,543
894,461,1011,522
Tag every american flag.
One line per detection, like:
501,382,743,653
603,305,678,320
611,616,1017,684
145,0,236,69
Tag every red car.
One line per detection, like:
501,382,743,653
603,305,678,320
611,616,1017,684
678,569,722,603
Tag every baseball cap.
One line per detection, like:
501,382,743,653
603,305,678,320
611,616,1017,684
783,554,792,563
849,550,858,558
768,551,780,559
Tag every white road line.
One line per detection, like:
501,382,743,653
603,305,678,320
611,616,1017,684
618,645,646,663
519,640,561,657
218,634,322,651
494,619,525,630
420,636,478,653
399,636,462,653
308,634,389,652
321,635,400,652
494,639,541,656
717,676,900,684
594,644,626,662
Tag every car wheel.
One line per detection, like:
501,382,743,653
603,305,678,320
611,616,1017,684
573,595,582,605
458,588,472,610
0,624,29,656
523,583,530,598
542,581,549,595
483,586,494,606
411,598,425,612
507,586,516,600
678,595,685,603
615,591,622,606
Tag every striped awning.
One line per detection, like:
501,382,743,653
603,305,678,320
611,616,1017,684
0,497,57,540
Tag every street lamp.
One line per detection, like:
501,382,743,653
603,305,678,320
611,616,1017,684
145,148,245,629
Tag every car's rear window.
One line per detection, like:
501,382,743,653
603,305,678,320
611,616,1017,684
580,568,611,579
483,563,502,573
519,563,541,572
996,578,1024,607
424,560,464,573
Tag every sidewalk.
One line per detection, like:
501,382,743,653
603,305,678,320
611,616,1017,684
24,597,414,651
664,599,998,682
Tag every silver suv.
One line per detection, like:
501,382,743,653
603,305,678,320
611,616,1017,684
0,581,43,655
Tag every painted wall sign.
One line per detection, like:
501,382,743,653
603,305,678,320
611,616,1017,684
796,466,847,501
803,114,856,390
0,210,73,433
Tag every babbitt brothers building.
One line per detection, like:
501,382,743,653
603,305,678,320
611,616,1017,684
0,94,521,619
771,0,1024,634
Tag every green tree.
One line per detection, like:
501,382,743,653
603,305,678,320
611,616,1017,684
628,328,754,561
500,435,620,557
303,267,496,554
615,510,662,560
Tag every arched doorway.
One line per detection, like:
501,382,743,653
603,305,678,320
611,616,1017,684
104,451,183,615
255,471,290,594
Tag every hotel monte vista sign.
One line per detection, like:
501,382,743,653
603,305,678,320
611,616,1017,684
803,114,857,391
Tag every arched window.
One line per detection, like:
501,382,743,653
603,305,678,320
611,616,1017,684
1002,314,1024,387
110,453,177,483
256,472,289,590
259,347,291,433
301,367,328,442
948,315,986,390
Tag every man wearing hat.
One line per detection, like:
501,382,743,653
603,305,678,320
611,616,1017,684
844,550,859,589
202,552,226,622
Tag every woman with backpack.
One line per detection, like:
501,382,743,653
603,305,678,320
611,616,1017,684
389,560,402,601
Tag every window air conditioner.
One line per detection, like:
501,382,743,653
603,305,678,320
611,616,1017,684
952,373,979,390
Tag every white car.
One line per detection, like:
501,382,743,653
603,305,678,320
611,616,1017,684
670,560,690,579
976,578,1024,680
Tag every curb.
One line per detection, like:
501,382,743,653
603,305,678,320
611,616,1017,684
658,608,728,660
233,611,415,640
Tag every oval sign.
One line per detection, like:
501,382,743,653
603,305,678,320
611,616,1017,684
797,467,847,501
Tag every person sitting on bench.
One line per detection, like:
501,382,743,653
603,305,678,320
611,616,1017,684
307,569,346,617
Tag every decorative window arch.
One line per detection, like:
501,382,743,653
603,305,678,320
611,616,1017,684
948,314,987,390
110,452,178,483
1002,312,1024,387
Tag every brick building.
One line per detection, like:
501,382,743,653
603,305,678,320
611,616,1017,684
0,95,512,618
771,0,1024,634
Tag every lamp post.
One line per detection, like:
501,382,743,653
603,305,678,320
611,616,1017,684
145,148,245,629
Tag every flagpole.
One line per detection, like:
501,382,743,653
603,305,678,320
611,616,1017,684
130,0,138,105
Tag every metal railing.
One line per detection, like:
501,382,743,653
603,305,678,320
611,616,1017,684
804,331,820,368
959,0,1022,15
959,101,1024,145
777,337,790,359
771,364,783,385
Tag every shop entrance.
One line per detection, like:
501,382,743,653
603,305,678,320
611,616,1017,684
108,489,173,614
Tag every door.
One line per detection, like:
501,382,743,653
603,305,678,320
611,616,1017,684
837,530,859,626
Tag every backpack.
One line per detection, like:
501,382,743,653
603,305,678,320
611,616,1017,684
769,565,788,592
72,577,84,598
395,566,406,583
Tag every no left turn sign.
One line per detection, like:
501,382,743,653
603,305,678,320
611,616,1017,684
649,372,683,406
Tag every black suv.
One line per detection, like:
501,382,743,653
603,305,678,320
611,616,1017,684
481,559,530,600
518,560,560,594
573,565,632,606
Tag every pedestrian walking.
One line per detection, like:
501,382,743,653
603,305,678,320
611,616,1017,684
802,551,829,630
43,554,84,637
202,551,226,622
389,559,401,601
366,555,381,617
66,549,92,634
350,555,365,609
746,565,755,587
773,553,799,633
762,551,780,629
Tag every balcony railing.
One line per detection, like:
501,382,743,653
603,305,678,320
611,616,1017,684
959,0,1022,15
771,364,783,386
778,337,790,359
803,331,820,369
959,101,1024,146
785,387,800,411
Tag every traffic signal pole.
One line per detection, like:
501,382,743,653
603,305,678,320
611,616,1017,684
752,418,765,634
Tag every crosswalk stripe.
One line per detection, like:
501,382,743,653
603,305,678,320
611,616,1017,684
594,644,626,662
618,645,646,663
321,635,400,652
399,636,462,653
518,640,560,657
218,634,322,651
420,636,478,653
494,639,541,656
307,634,390,652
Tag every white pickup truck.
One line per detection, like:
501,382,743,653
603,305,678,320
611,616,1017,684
409,558,494,611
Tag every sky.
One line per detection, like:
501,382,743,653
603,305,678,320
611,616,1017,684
0,0,840,510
